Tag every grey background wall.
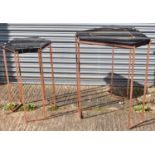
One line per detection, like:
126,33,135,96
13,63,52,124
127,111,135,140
0,23,155,86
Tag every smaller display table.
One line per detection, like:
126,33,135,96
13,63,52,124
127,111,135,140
0,37,56,122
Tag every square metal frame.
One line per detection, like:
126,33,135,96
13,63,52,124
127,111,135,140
1,43,56,122
75,36,151,129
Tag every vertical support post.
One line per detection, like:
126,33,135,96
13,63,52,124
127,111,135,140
127,49,132,98
49,44,56,107
2,48,12,103
128,47,136,129
14,52,27,122
111,47,115,94
141,42,151,121
38,48,46,118
75,37,83,118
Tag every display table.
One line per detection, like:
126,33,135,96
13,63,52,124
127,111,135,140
75,26,151,128
1,37,56,122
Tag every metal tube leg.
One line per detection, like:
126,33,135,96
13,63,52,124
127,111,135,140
49,44,56,107
14,53,22,104
2,49,12,103
14,52,27,122
128,47,136,129
127,49,132,98
111,47,115,94
38,49,46,118
141,42,151,121
75,37,83,118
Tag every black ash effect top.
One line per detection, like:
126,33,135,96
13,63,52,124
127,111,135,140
76,26,151,47
4,37,52,53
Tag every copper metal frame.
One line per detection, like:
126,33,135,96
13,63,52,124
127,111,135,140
38,48,47,119
141,42,151,120
2,49,13,104
127,47,136,128
75,36,151,129
127,49,132,98
111,47,115,94
1,43,56,122
49,44,56,107
13,52,27,121
27,44,56,122
75,37,83,118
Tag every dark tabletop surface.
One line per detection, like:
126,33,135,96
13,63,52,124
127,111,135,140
2,36,51,53
76,26,151,47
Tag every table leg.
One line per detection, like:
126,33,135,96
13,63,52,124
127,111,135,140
141,42,151,121
49,44,56,107
128,47,136,129
2,49,12,103
14,52,27,122
111,47,115,94
127,49,132,98
75,37,83,118
38,49,46,118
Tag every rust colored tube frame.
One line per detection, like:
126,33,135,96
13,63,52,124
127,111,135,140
128,42,151,128
13,52,27,122
19,45,56,122
75,39,135,120
38,48,46,118
141,42,151,120
2,49,12,103
49,44,57,107
75,38,151,129
1,43,56,122
21,45,56,122
111,47,115,94
127,49,132,98
13,48,47,122
75,37,83,118
127,47,136,128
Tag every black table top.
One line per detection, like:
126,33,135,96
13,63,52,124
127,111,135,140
76,26,151,48
2,37,51,53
